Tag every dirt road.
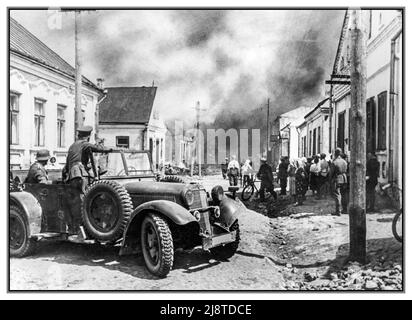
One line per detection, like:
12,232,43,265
10,175,402,291
10,202,287,290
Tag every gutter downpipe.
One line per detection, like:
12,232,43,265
388,29,402,183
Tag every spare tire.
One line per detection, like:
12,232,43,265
159,175,184,184
82,180,133,242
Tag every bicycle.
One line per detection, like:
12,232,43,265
392,208,402,243
241,175,273,201
381,182,403,242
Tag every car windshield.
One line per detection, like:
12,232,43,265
96,152,153,177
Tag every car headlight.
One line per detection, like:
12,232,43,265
211,185,224,204
185,190,194,207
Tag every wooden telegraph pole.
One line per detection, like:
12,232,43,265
74,11,83,132
348,9,367,263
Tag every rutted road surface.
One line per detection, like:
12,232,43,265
10,202,286,290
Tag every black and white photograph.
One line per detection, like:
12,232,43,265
6,4,405,295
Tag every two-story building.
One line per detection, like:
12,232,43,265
10,18,102,169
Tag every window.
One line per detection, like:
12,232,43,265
317,126,321,155
309,130,312,155
337,111,346,151
377,92,387,150
366,98,376,153
116,136,130,149
10,92,20,145
313,128,317,156
34,99,45,147
303,136,307,157
57,105,66,148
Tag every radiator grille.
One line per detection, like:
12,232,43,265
190,189,208,209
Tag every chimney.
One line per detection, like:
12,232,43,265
96,78,105,89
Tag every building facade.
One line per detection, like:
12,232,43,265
330,10,402,190
271,106,312,165
98,86,167,170
10,18,101,170
297,98,330,158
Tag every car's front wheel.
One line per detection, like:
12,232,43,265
141,213,174,277
10,205,37,257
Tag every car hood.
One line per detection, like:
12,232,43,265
120,181,191,196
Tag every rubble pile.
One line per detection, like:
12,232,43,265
284,261,402,291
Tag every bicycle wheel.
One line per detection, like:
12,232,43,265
241,184,254,201
392,211,402,243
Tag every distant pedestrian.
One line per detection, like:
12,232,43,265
278,156,289,196
221,158,229,179
366,152,380,212
288,159,297,200
331,148,348,216
227,155,240,186
241,159,253,186
257,157,277,201
309,155,321,198
319,153,330,199
295,159,308,205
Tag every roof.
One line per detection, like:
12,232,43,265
304,97,330,119
99,86,157,124
332,10,349,74
10,17,100,92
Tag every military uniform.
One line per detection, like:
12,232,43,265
330,155,348,215
25,162,49,184
64,126,110,193
25,149,50,184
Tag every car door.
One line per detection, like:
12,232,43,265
24,184,76,233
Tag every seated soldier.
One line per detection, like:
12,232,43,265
25,149,52,184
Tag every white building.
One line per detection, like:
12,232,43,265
10,18,102,169
98,86,167,170
297,98,330,158
270,106,312,164
330,10,402,189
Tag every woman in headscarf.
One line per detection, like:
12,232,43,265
288,159,297,201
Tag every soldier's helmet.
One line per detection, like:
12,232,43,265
36,149,50,161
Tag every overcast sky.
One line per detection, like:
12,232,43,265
11,9,345,125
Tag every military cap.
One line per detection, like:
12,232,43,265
77,125,93,135
36,149,50,161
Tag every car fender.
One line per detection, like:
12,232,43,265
9,191,42,236
119,200,196,255
218,197,244,227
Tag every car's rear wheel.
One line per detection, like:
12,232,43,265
10,205,37,257
82,180,133,242
141,213,174,277
209,221,240,260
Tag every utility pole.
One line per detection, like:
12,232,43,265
61,9,95,135
348,8,367,263
74,11,83,133
191,101,207,177
267,98,270,158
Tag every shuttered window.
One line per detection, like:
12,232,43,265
377,92,387,150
